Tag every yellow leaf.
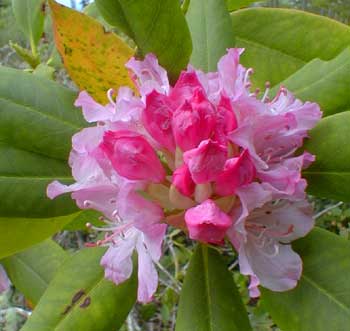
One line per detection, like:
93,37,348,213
49,0,135,104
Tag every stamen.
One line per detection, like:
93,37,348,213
244,68,254,86
107,89,116,105
261,81,270,103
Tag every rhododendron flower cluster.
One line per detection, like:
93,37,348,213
48,49,321,302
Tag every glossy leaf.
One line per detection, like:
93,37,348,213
226,0,257,11
231,8,350,88
21,247,137,331
95,0,192,82
2,240,67,305
175,245,252,331
0,212,86,259
186,0,235,72
271,47,350,116
49,0,134,104
303,111,350,202
262,227,350,331
12,0,45,51
0,66,83,218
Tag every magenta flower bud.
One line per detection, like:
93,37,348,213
172,89,216,151
183,139,227,184
143,90,175,152
185,199,232,244
172,164,195,197
215,149,256,196
101,130,166,183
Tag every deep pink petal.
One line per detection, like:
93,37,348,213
172,164,195,197
172,89,216,151
215,149,256,196
101,130,166,182
184,139,227,184
143,90,175,151
185,199,232,244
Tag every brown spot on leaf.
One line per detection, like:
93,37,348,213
80,297,91,308
72,289,85,304
62,305,72,315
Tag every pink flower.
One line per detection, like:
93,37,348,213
172,164,195,197
143,90,175,152
183,139,227,184
0,265,10,293
48,48,321,301
100,130,166,183
215,149,256,196
172,89,216,151
185,199,232,244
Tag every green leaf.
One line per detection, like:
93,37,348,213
262,227,350,331
95,0,192,81
231,8,350,88
303,111,350,201
2,239,67,305
12,0,45,53
186,0,235,72
175,245,252,331
0,211,86,259
21,247,137,331
0,66,84,218
226,0,257,11
271,47,350,116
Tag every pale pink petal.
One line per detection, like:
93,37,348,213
101,237,136,285
75,91,114,122
241,240,302,292
126,54,169,96
143,223,167,262
248,200,314,243
217,48,247,99
136,236,159,303
0,265,10,293
117,190,164,230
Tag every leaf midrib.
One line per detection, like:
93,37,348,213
202,246,214,331
0,176,72,180
302,273,350,316
303,171,350,175
0,95,80,130
12,254,48,295
236,36,305,65
53,275,105,330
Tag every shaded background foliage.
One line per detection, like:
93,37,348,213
1,0,350,330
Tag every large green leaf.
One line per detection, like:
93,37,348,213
2,239,67,305
303,111,350,202
12,0,45,51
0,211,86,259
226,0,256,11
231,8,350,88
271,47,350,116
95,0,192,81
0,66,84,218
175,245,252,331
21,247,137,331
262,228,350,331
186,0,235,72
